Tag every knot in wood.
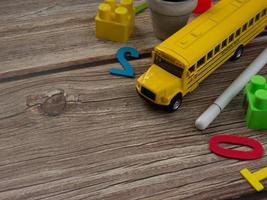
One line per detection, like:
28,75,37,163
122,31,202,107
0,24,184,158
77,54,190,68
41,89,67,116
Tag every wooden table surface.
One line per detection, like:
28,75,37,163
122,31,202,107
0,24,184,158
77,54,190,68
0,0,267,199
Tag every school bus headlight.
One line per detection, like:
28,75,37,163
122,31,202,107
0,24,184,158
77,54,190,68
161,96,169,103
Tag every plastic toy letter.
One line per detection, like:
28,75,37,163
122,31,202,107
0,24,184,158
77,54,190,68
110,47,140,78
209,135,264,160
240,167,267,192
193,0,212,14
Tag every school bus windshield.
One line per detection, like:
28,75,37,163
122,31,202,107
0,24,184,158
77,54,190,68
154,55,184,78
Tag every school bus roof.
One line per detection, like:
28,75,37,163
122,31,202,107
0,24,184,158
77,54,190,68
156,0,266,68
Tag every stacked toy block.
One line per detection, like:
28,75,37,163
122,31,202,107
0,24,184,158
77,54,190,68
244,75,267,129
95,0,135,43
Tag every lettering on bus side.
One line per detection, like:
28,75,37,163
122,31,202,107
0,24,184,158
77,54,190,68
221,39,240,56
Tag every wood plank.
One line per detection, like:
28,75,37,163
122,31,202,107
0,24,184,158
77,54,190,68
234,192,267,200
0,37,266,200
0,0,158,80
2,0,265,81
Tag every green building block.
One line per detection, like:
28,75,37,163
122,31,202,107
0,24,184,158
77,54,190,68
244,75,267,129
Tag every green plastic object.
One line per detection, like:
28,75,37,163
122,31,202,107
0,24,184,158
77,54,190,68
134,2,148,14
244,75,267,129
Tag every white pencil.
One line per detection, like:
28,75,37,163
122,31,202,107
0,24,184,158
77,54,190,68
195,48,267,130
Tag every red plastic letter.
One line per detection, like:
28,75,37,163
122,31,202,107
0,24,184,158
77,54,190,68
209,135,264,160
193,0,212,14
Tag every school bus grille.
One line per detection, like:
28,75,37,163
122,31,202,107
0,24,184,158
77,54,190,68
141,87,155,101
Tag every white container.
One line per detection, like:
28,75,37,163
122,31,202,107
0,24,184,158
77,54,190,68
147,0,198,40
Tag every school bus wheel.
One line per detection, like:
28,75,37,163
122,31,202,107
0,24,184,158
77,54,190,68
231,45,244,61
168,93,182,112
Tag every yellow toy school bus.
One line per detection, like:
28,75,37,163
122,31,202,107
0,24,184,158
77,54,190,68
136,0,267,111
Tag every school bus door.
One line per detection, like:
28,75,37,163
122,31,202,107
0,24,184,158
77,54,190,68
186,66,199,93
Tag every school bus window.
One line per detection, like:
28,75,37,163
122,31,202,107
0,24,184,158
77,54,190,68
189,66,195,73
222,39,227,48
263,9,267,16
215,45,220,54
242,23,247,32
236,28,241,37
207,50,213,60
229,33,234,42
249,18,254,26
154,55,184,78
197,57,205,67
256,13,260,21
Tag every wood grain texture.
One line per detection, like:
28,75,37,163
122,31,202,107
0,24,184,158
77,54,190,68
0,35,267,200
0,0,266,81
0,0,158,80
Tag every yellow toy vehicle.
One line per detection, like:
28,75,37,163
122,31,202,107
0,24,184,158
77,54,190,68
136,0,267,111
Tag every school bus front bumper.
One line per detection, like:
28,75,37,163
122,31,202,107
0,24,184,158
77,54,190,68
136,86,170,108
